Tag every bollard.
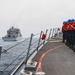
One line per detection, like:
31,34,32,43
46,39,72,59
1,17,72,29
34,72,45,75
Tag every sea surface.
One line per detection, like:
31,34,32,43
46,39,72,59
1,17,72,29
0,30,53,75
0,37,44,75
0,38,15,46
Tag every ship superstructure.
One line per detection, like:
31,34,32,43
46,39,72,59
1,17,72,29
2,26,22,41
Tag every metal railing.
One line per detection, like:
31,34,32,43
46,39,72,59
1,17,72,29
0,28,60,75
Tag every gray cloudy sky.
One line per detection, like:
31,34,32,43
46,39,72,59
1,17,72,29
0,0,75,37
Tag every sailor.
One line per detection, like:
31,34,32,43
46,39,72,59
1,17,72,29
62,19,75,50
65,19,74,46
62,21,67,43
66,19,72,45
65,19,75,48
70,19,75,48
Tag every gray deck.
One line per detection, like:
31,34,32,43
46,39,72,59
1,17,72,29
33,37,75,75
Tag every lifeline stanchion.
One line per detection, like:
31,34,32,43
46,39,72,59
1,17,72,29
25,33,33,65
55,28,57,34
57,28,59,34
53,28,58,37
52,28,54,38
53,28,56,37
37,31,43,51
48,29,52,41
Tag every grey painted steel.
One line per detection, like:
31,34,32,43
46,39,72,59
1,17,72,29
52,28,55,37
37,31,43,51
48,29,52,41
25,33,33,64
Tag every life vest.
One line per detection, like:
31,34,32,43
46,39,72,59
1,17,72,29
62,24,68,31
70,22,75,30
65,24,71,31
41,34,46,40
67,23,75,30
65,24,69,31
62,19,75,31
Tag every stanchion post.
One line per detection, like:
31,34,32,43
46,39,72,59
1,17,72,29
52,28,55,38
54,28,57,37
53,28,56,37
56,28,58,33
37,31,43,51
48,29,52,41
25,33,33,64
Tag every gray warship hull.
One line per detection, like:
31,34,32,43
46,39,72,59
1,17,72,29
2,37,22,41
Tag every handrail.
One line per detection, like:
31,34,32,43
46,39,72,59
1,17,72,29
0,28,60,75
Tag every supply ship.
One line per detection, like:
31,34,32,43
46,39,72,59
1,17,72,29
2,26,22,41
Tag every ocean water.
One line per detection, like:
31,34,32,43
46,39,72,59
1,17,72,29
0,38,14,46
0,27,59,75
0,37,44,75
0,38,26,74
0,30,54,75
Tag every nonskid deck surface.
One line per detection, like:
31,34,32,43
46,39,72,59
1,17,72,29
33,36,75,75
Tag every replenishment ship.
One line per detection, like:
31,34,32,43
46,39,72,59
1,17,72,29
2,26,22,41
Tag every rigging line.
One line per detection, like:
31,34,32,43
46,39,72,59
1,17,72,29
3,37,30,51
7,54,27,75
33,32,40,36
30,43,38,49
33,30,47,36
31,39,39,46
3,47,28,71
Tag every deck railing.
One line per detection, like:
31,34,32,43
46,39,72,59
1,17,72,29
0,28,61,75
